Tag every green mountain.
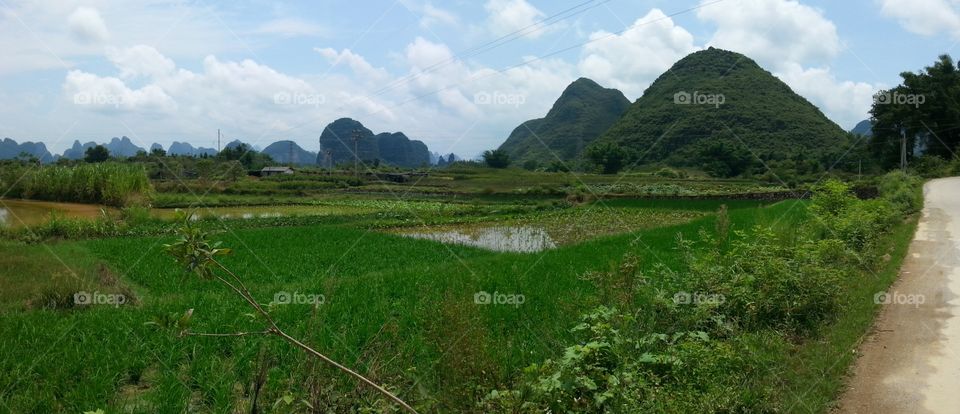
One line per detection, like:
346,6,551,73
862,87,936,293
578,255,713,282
498,77,630,164
595,47,853,176
262,140,317,165
850,119,873,137
317,118,378,166
376,132,430,167
317,118,431,168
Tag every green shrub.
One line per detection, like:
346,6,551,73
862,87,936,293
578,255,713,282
877,171,923,214
481,307,780,413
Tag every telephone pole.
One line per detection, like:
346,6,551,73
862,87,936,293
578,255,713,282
900,126,908,172
352,129,362,180
217,129,221,153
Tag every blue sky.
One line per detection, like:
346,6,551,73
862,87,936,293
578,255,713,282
1,0,959,158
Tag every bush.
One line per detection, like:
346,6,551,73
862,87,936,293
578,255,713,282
877,171,923,215
481,307,780,413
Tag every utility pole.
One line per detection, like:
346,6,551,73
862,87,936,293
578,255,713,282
325,149,333,174
288,141,294,166
901,126,908,172
352,129,362,180
217,129,221,153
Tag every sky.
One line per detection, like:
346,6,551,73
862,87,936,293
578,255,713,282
1,0,959,159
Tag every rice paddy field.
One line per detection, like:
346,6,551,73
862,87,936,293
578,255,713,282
0,167,921,413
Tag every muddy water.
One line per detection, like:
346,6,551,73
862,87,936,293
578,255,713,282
400,226,557,253
0,199,109,228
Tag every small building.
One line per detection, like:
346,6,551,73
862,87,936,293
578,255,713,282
260,166,295,177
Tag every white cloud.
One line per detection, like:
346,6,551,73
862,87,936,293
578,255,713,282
775,63,880,129
106,45,176,80
484,0,555,38
697,0,841,70
696,0,880,128
63,70,177,113
315,48,390,82
67,7,109,43
578,9,697,98
252,18,328,38
420,3,459,28
878,0,960,37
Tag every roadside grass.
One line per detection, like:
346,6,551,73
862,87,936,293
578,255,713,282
0,200,809,412
780,215,919,413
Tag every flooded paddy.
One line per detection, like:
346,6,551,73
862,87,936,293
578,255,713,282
393,206,706,252
402,226,557,252
0,199,111,228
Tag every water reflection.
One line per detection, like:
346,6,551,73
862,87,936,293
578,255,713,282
402,226,557,253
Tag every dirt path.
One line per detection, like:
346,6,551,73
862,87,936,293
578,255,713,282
837,177,960,413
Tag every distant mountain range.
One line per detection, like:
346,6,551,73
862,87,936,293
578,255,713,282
62,137,143,159
0,138,54,162
168,141,217,157
317,118,431,168
1,128,437,167
498,77,631,164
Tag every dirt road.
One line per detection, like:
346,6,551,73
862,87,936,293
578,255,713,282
838,177,960,413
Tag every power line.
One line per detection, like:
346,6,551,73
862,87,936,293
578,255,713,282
373,0,613,97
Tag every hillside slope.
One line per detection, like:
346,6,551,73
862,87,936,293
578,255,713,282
595,47,852,176
498,78,630,164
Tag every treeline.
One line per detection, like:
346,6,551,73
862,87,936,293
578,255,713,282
0,163,152,207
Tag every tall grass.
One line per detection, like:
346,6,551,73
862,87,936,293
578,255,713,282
0,163,152,207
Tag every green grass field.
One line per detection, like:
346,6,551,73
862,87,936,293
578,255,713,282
0,200,779,411
0,168,921,413
0,195,915,413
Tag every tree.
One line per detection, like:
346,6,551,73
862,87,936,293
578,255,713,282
84,145,110,163
871,54,960,169
482,149,511,168
585,142,627,174
150,147,167,157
